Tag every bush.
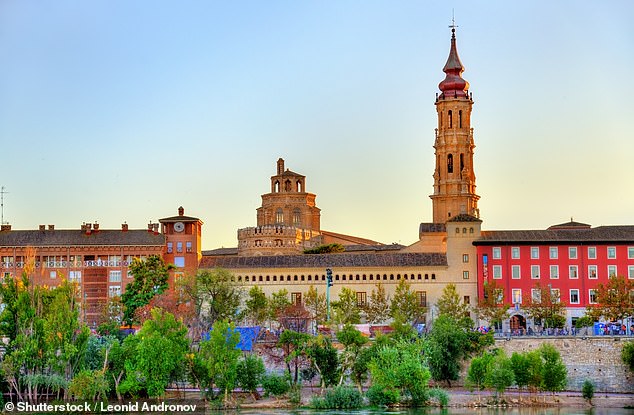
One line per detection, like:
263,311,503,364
261,373,290,398
429,388,449,407
366,384,400,407
310,386,363,409
582,379,595,404
622,341,634,371
236,354,266,396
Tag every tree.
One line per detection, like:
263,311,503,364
586,275,634,323
236,354,266,399
242,286,268,325
336,324,368,387
364,283,391,324
268,289,292,324
485,350,515,399
466,352,493,402
436,283,470,320
523,282,567,329
332,287,361,325
304,285,327,325
475,280,510,328
510,351,531,401
199,320,241,403
539,343,567,395
123,308,189,398
303,243,345,254
305,335,339,389
121,255,173,326
277,329,311,385
390,279,425,325
623,341,634,372
582,379,595,405
525,349,544,397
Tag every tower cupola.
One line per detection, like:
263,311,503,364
438,28,469,99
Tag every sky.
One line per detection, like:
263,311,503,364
1,1,633,250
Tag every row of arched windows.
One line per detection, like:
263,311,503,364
275,208,302,226
273,179,304,193
235,273,438,283
445,110,463,129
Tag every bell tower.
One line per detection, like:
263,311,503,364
430,25,480,223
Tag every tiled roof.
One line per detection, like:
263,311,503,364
475,225,634,245
321,230,383,246
202,247,239,256
343,243,405,252
200,252,447,269
0,229,166,247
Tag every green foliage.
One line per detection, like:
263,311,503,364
332,287,361,324
539,343,568,393
575,315,595,329
586,275,634,322
365,384,400,406
68,369,109,401
436,283,470,319
268,289,291,321
582,379,595,404
623,341,634,371
466,352,494,393
524,282,567,329
426,314,489,387
475,280,510,326
242,286,268,325
236,354,266,396
510,351,531,391
128,308,189,398
310,385,363,409
364,283,391,324
306,335,339,388
485,350,515,397
278,329,311,384
199,319,242,400
121,255,172,325
192,268,243,329
261,373,290,397
304,285,327,324
368,340,430,406
390,279,426,324
303,243,345,254
429,388,450,407
336,324,368,385
525,349,544,392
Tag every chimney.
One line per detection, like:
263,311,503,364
39,225,45,231
93,223,99,232
153,223,159,233
81,224,87,231
277,158,284,175
178,206,184,216
148,222,153,232
1,224,11,231
121,223,128,232
85,223,92,235
48,225,54,230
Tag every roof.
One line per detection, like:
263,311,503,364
158,215,202,223
200,252,447,269
321,230,383,246
202,247,239,256
475,225,634,245
419,223,447,233
0,229,166,247
342,243,405,253
278,169,305,178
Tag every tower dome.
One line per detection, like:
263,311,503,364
438,28,469,99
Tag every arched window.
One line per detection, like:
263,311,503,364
460,153,464,172
297,180,303,192
447,154,453,173
459,110,463,128
284,180,292,191
276,208,284,224
293,208,301,227
448,110,453,128
274,181,280,192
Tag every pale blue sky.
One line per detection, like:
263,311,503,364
1,1,632,249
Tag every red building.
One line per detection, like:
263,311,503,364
474,221,634,331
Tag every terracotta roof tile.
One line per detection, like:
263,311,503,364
0,229,166,247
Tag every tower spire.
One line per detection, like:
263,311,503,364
438,21,469,99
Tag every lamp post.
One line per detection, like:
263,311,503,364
326,268,333,322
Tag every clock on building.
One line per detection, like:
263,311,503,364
174,222,185,233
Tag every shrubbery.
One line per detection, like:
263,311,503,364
261,373,290,398
366,384,400,407
310,386,363,409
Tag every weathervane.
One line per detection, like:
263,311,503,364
1,186,7,225
449,9,458,33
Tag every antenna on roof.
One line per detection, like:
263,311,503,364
0,186,8,225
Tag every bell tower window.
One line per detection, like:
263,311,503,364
276,208,284,224
447,154,453,173
448,110,453,128
460,153,464,172
459,110,463,128
293,208,301,227
274,181,280,193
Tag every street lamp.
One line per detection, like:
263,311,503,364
326,268,333,322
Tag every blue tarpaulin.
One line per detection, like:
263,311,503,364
204,326,261,351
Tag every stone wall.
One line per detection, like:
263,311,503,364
494,336,634,393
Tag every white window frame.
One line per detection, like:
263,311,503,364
531,289,541,303
589,289,598,304
588,265,598,279
607,246,616,259
511,247,520,259
568,247,577,259
492,265,502,279
549,247,558,259
550,265,559,279
531,265,540,279
569,265,578,279
588,247,597,259
512,288,522,304
629,247,634,259
569,289,580,304
69,270,81,282
462,254,469,263
174,257,185,268
531,247,539,259
492,247,501,259
50,270,57,279
629,265,634,279
109,270,122,283
608,265,617,277
551,288,561,303
109,286,122,298
463,271,469,280
512,265,521,279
